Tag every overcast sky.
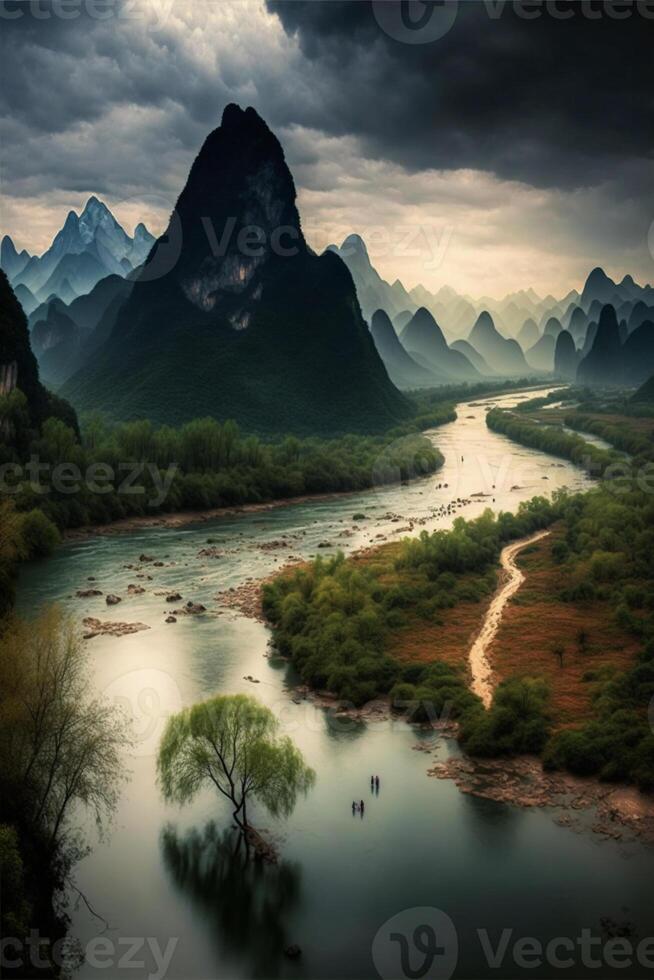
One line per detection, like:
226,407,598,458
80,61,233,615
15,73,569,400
1,0,652,298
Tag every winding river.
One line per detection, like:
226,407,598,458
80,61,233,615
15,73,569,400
17,390,653,980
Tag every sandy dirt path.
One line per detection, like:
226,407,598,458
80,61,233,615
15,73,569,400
469,529,550,708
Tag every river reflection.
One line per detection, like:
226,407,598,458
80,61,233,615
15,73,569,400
15,388,654,980
161,821,302,978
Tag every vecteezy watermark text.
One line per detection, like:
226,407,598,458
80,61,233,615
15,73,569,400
372,0,654,46
0,458,177,508
0,932,178,980
373,907,654,980
0,0,177,28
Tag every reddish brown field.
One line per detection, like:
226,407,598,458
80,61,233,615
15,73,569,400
487,528,641,728
363,526,641,728
282,523,641,729
386,587,490,671
353,544,493,671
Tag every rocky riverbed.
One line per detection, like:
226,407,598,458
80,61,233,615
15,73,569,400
428,754,654,845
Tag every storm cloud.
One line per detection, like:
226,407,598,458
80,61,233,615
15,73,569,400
0,0,652,296
267,0,654,191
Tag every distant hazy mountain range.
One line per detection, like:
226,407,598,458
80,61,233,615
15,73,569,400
1,197,154,311
329,234,654,386
328,232,584,342
3,123,654,418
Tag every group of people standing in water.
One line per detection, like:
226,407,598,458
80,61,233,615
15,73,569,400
351,775,381,817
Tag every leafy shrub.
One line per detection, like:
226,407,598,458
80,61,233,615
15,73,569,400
19,509,61,558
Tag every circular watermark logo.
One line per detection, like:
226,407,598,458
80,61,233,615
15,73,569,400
372,1,459,44
372,906,459,980
103,668,183,757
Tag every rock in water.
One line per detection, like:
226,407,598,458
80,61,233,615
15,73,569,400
64,104,409,434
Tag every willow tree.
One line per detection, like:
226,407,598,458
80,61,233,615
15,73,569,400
157,694,315,835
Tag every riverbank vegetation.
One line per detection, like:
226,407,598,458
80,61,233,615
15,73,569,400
2,415,447,533
0,608,129,969
264,401,654,790
263,498,559,738
484,406,654,787
486,407,623,477
562,412,654,460
0,379,550,551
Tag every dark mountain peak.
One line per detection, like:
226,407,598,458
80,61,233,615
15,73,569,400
555,329,575,353
554,329,577,380
341,234,370,260
221,102,267,133
580,267,619,311
622,320,654,386
585,266,611,287
413,306,437,325
1,234,16,255
471,310,496,336
598,303,619,333
65,107,408,433
159,102,304,315
369,308,437,389
577,303,624,385
468,309,529,376
399,306,478,381
371,308,394,332
134,222,150,238
404,307,447,347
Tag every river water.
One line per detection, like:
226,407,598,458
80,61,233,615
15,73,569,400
17,390,653,980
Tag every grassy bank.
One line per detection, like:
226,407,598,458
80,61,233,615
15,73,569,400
263,402,654,790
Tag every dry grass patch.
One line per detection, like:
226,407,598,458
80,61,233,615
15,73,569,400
386,593,490,670
488,529,641,728
355,542,494,671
